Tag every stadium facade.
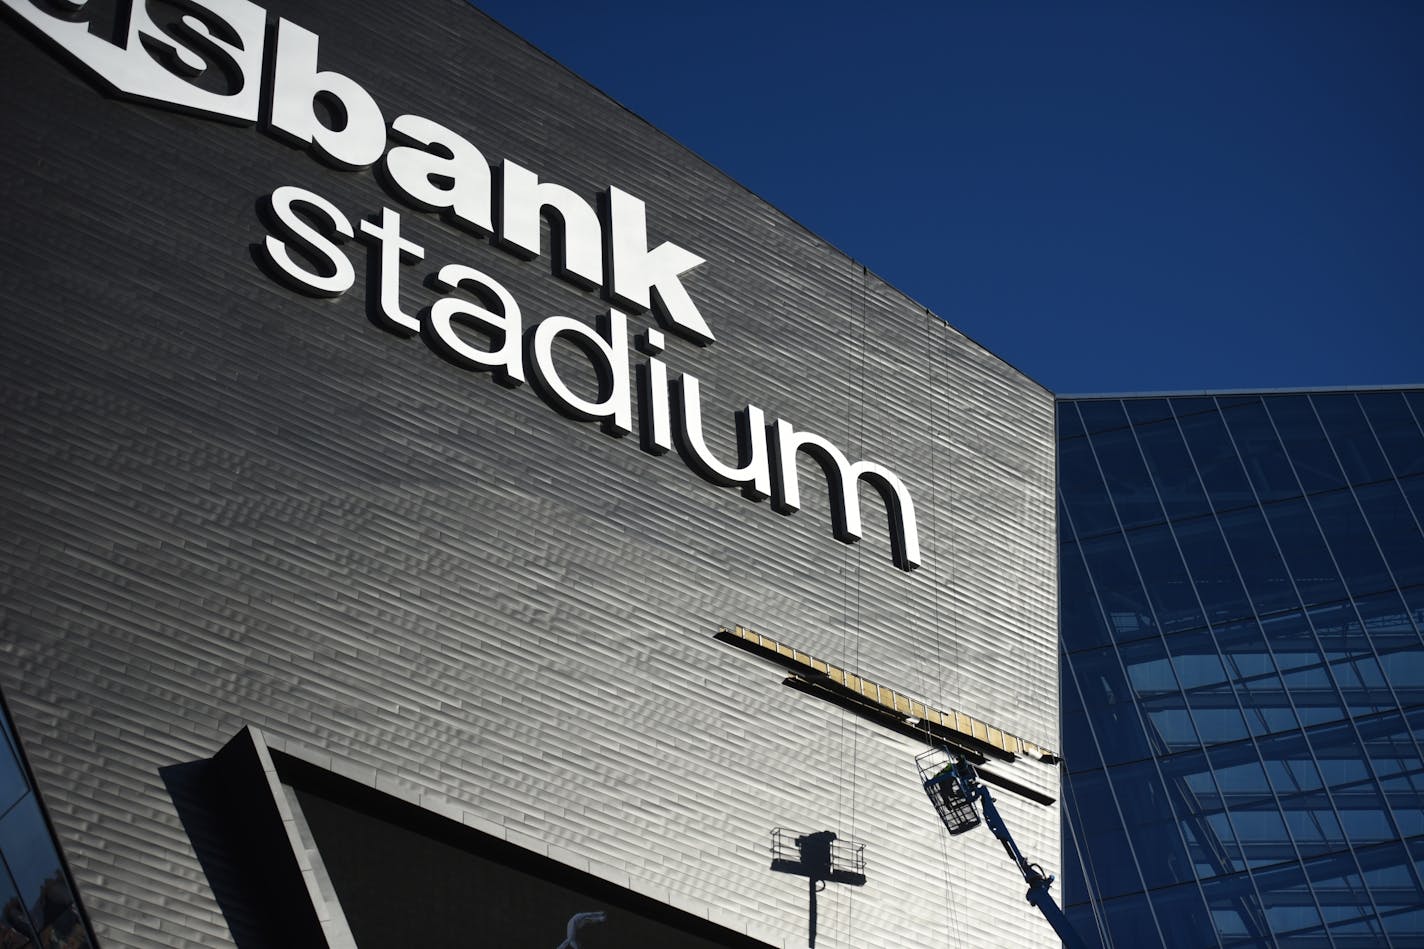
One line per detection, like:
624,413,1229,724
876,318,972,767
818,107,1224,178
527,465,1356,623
4,4,1421,949
0,1,1062,947
1058,390,1424,948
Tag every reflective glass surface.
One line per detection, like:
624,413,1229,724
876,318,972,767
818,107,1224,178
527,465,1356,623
0,694,93,949
1060,391,1424,949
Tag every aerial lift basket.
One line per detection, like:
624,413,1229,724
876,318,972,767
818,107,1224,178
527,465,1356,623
915,747,982,836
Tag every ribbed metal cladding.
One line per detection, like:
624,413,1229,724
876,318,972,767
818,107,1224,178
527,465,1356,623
0,2,1059,946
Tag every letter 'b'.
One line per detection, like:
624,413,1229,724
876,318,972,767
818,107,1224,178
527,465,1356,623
267,18,386,169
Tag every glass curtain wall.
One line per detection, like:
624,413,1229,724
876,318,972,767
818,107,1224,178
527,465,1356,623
1058,390,1424,949
0,690,93,948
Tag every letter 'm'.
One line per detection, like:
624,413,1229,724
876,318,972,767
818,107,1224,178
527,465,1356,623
770,420,921,571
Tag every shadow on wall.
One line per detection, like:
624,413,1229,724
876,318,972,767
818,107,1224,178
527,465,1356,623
160,733,327,949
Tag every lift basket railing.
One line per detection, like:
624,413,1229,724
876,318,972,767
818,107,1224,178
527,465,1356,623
915,747,982,836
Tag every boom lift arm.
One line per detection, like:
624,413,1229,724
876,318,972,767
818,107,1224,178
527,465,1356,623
918,750,1088,949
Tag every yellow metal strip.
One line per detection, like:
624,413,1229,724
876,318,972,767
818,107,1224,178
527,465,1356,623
726,625,1057,763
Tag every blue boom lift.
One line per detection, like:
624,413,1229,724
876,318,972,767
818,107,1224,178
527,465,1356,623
917,749,1088,949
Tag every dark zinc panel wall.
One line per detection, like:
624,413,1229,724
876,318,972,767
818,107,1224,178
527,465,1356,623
0,1,1059,945
1059,390,1424,949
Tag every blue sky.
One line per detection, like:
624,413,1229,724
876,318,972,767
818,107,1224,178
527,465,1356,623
471,2,1422,395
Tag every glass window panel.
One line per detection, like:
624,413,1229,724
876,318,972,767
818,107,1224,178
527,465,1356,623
1061,654,1104,775
1164,631,1249,744
1328,655,1396,717
1380,648,1424,708
1354,589,1422,654
1217,505,1300,617
1235,675,1297,738
1280,663,1345,727
1309,489,1392,598
1402,585,1424,640
0,716,26,819
1061,540,1113,651
1148,882,1216,949
1359,390,1424,477
1088,425,1166,531
1230,803,1298,866
1209,747,1273,797
1060,436,1119,538
1261,499,1348,607
1113,634,1196,755
1101,889,1164,943
1307,721,1372,787
1303,842,1372,923
1308,601,1368,662
1221,399,1302,503
1379,773,1424,838
1127,523,1206,635
1078,399,1132,435
1382,907,1424,943
1119,635,1178,695
1057,400,1086,439
1076,761,1192,887
1147,707,1201,753
1312,393,1394,485
1251,861,1321,935
1262,611,1326,672
1355,480,1424,590
1332,775,1401,843
1177,408,1256,512
1135,418,1213,522
1124,397,1175,427
1399,472,1424,534
1164,629,1227,691
0,858,38,947
1409,834,1424,874
1212,618,1298,736
1079,530,1158,644
1063,767,1126,847
1171,396,1216,418
1259,734,1325,796
1070,646,1156,766
1080,812,1149,900
1266,395,1348,495
1330,916,1388,946
0,794,64,928
1357,841,1420,906
1406,390,1424,437
1191,708,1251,745
1159,749,1247,875
1215,618,1279,679
1358,710,1421,777
1180,745,1236,803
1173,517,1254,627
1108,758,1175,828
1280,790,1343,859
1200,871,1267,942
1063,904,1106,949
1132,814,1199,889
